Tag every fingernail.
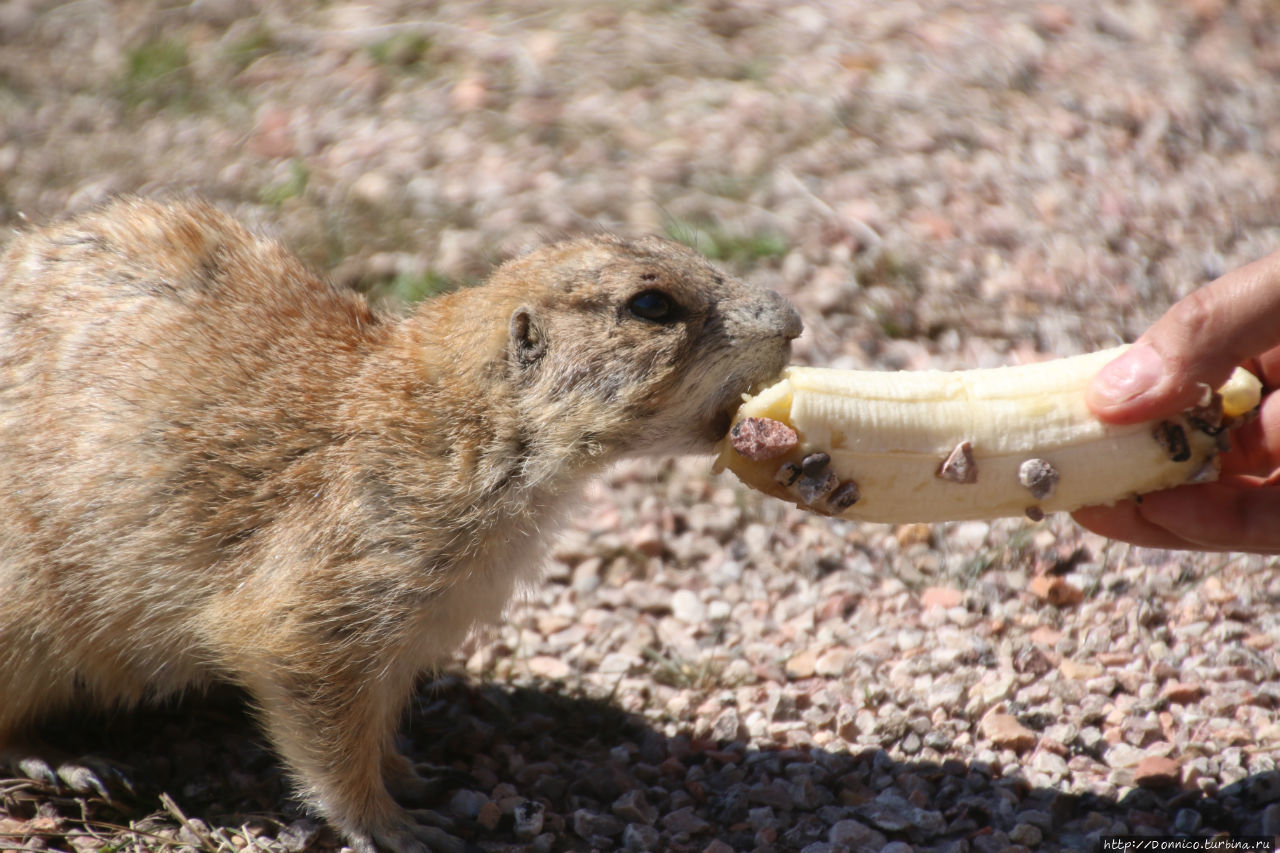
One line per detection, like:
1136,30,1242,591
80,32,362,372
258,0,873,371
1093,344,1166,405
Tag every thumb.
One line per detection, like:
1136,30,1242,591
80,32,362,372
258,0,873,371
1087,250,1280,425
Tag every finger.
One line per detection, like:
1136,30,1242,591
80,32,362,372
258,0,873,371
1217,391,1280,477
1137,480,1280,552
1087,250,1280,424
1072,501,1202,550
1248,346,1280,389
1076,481,1280,554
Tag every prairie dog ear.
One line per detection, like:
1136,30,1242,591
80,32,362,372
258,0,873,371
509,306,546,368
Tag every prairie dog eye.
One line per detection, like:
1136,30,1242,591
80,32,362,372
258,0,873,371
627,289,681,323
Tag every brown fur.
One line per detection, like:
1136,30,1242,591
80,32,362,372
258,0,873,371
0,197,800,852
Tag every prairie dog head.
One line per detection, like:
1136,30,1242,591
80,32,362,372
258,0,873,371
490,235,802,460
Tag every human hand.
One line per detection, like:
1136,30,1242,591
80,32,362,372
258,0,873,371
1071,250,1280,552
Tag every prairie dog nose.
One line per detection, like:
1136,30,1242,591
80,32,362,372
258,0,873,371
775,293,804,341
758,288,803,341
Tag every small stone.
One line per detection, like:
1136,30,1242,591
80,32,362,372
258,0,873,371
524,655,571,680
661,806,711,835
981,713,1038,751
1008,823,1043,847
451,74,491,111
880,843,915,853
797,469,838,504
774,461,802,487
572,809,624,839
1206,574,1245,606
1172,807,1201,835
1105,743,1145,769
926,682,964,710
920,586,963,609
1029,625,1062,645
768,690,800,722
855,794,944,838
449,789,488,819
702,841,735,853
936,440,978,483
629,522,664,557
1134,755,1180,788
513,800,545,839
972,831,1012,853
476,801,502,831
815,647,855,677
896,628,925,650
1024,505,1045,521
827,818,885,848
671,589,706,624
750,780,796,810
785,648,819,679
1060,659,1103,680
825,480,860,511
1246,770,1280,805
978,671,1017,704
729,417,798,461
1086,674,1117,695
599,652,634,674
835,703,859,740
1031,750,1068,777
1159,681,1204,704
613,789,657,824
622,823,661,851
1078,726,1104,750
801,452,831,476
711,707,742,742
350,171,394,207
854,800,911,832
951,520,990,547
1015,809,1054,833
1028,575,1084,606
570,557,601,594
895,523,932,547
1018,458,1059,499
1262,802,1280,836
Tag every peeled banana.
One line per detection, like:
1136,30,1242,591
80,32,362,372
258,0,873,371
714,346,1263,524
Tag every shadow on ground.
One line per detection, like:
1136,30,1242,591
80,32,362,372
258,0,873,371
3,679,1275,853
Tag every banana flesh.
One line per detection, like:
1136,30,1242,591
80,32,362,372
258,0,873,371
714,346,1263,524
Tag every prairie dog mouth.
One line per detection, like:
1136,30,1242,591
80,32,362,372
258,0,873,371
702,349,792,445
706,406,735,442
704,377,763,443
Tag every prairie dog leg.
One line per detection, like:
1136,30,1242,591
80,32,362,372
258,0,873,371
245,666,438,853
382,750,430,803
383,747,477,809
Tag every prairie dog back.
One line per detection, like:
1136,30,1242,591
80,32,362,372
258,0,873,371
1,199,381,704
0,197,801,852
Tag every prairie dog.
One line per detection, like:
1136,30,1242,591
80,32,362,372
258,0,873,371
0,198,801,852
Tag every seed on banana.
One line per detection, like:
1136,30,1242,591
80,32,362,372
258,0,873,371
714,346,1263,524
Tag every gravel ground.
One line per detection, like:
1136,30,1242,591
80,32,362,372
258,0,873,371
3,1,1280,852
